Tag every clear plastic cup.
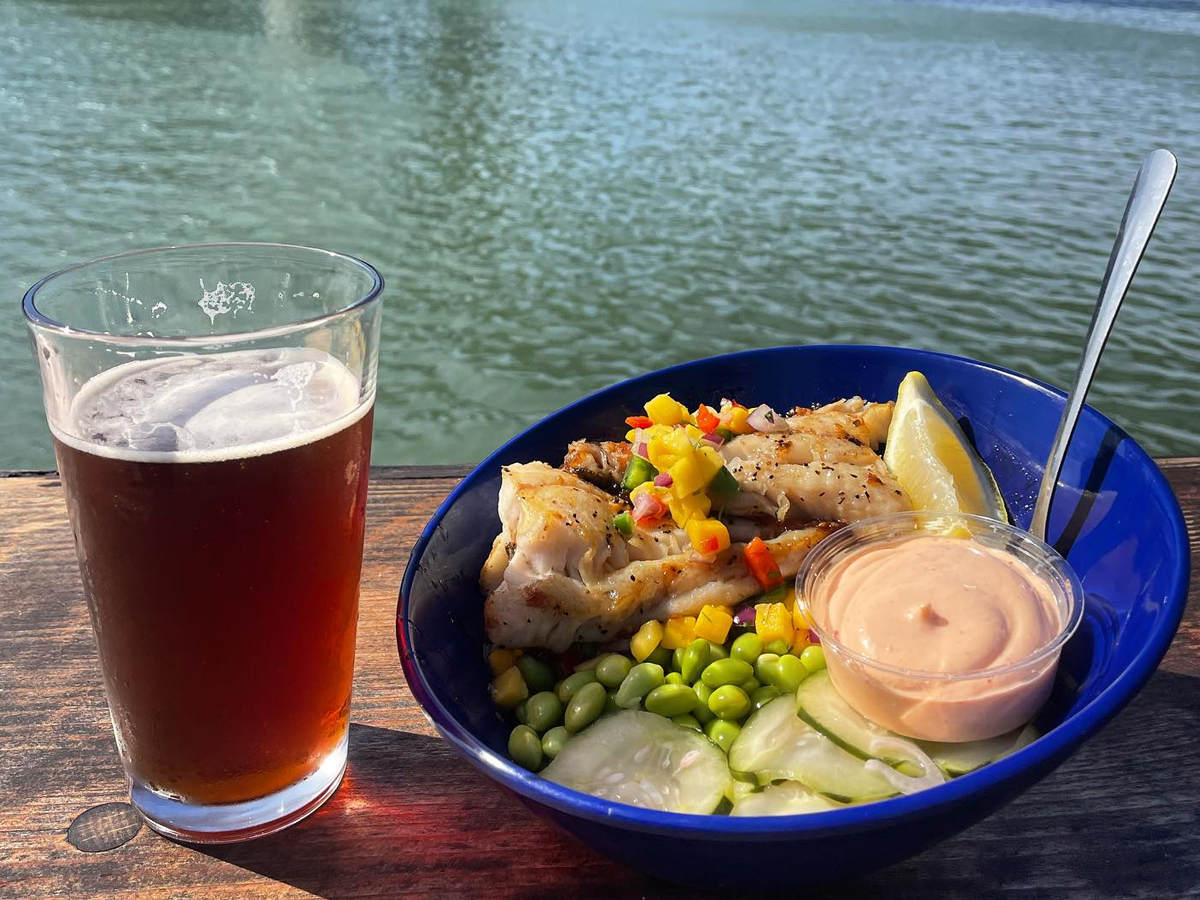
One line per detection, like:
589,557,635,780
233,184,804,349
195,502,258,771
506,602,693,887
796,511,1084,742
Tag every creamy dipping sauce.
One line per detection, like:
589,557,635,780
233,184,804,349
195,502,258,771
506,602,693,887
824,536,1061,674
809,533,1066,742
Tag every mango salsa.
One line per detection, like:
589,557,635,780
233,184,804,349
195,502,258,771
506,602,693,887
661,615,698,650
693,604,734,643
754,602,794,646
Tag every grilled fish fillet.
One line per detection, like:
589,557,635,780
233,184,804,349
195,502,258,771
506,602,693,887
482,462,836,650
713,458,912,523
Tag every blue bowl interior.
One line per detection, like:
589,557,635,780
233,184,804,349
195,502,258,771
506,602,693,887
399,345,1188,836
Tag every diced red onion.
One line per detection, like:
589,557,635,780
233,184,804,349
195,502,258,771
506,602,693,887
632,491,667,524
747,404,788,433
653,472,673,488
701,431,725,449
732,603,757,628
634,441,649,459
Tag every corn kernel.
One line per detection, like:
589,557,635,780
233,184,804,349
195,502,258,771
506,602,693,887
755,602,794,646
646,393,687,426
669,455,707,497
693,604,734,643
489,666,528,708
661,615,697,650
487,647,520,676
630,619,665,662
685,517,731,554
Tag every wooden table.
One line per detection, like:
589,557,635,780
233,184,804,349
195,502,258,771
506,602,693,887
2,462,1197,900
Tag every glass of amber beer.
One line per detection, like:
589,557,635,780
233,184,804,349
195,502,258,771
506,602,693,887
23,244,382,842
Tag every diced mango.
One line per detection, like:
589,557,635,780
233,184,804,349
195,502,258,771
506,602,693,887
489,665,528,708
668,492,711,527
697,445,725,481
487,647,521,676
694,604,734,643
669,455,707,497
782,585,797,613
727,405,753,434
791,628,811,656
661,615,697,650
755,602,794,646
646,393,688,426
630,619,664,662
685,517,731,554
792,598,814,633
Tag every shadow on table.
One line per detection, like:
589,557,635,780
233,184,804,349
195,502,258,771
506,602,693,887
203,670,1200,900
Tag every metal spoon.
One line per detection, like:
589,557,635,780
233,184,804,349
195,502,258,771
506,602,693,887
1030,148,1177,542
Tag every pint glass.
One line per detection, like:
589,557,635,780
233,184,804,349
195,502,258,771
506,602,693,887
23,244,383,842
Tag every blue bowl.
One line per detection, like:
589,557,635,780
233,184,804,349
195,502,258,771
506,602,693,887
396,345,1188,887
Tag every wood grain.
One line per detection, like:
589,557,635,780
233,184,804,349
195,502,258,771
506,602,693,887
0,463,1196,900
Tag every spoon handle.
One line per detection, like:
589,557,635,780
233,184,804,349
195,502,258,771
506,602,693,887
1030,148,1177,542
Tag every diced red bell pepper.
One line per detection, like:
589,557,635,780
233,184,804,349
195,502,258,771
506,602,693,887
695,404,720,433
745,536,783,590
625,415,654,429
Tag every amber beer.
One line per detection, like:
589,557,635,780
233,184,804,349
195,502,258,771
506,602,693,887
52,348,372,807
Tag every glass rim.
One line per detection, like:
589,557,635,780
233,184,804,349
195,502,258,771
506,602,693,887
21,241,384,348
796,510,1085,682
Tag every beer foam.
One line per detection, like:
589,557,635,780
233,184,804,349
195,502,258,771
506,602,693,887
54,348,370,463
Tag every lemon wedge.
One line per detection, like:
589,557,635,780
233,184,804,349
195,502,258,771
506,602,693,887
884,371,1008,522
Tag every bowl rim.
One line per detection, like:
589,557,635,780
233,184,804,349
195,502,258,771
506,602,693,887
397,343,1190,838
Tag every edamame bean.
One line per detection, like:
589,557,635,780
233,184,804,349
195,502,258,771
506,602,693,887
801,644,827,673
509,725,544,770
525,691,564,732
596,653,633,688
556,669,599,704
672,646,686,673
644,684,699,717
730,633,763,665
681,638,711,683
514,699,528,725
646,646,673,670
705,718,742,753
764,639,791,656
692,683,715,724
708,684,752,721
754,652,781,685
614,662,665,709
737,677,761,695
751,684,782,710
604,690,620,714
665,672,684,685
565,681,607,733
541,725,570,760
700,657,754,688
672,714,702,731
774,654,809,693
706,641,729,661
517,655,557,694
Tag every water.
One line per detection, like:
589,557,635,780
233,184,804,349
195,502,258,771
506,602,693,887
3,0,1199,468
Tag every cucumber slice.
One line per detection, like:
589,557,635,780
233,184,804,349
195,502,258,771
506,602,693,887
918,723,1039,776
731,781,844,816
542,710,732,814
796,670,914,769
729,696,896,803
